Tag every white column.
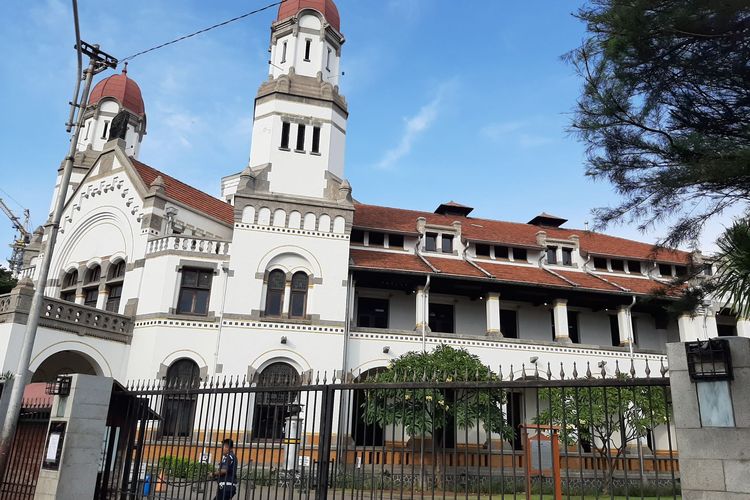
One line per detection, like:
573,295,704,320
678,313,709,341
617,306,633,347
703,309,719,339
737,318,750,338
96,288,108,309
553,299,569,342
415,286,427,331
486,293,501,336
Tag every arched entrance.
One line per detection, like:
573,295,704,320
31,350,100,382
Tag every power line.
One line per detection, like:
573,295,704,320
121,0,286,63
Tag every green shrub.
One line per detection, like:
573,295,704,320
157,456,212,481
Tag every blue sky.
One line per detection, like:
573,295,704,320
0,0,734,265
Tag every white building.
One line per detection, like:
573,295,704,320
1,0,746,450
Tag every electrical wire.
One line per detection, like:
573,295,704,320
120,0,286,63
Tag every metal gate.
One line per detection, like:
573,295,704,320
0,400,51,500
94,364,679,499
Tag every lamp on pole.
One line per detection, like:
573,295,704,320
0,37,117,479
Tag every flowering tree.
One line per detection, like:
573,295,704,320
360,345,513,450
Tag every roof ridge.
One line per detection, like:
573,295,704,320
130,158,232,208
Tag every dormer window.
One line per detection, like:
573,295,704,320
495,246,509,259
476,244,490,257
611,259,625,272
388,234,404,249
368,232,385,247
512,248,527,262
304,39,312,61
675,265,688,277
425,232,438,252
593,257,608,270
627,260,642,274
546,246,558,265
658,263,673,277
562,248,573,266
441,235,454,253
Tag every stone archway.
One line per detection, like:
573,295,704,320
31,350,100,383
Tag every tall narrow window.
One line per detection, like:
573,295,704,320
609,315,620,347
562,248,573,266
289,272,309,319
177,268,212,315
281,41,288,63
296,124,306,151
568,311,580,344
83,265,101,308
84,121,91,140
304,39,312,61
280,122,291,149
441,234,454,253
500,309,518,338
326,48,331,70
425,232,438,252
60,269,78,303
311,126,321,154
162,359,200,437
265,269,286,317
101,121,109,139
546,246,558,264
106,260,126,313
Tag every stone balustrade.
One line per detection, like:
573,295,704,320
18,266,35,279
0,283,133,344
145,235,231,257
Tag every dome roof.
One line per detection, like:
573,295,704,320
88,68,145,117
276,0,340,32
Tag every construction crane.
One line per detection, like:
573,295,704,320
0,198,31,276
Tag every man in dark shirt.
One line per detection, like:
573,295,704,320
212,438,237,499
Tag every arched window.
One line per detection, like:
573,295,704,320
289,272,309,319
60,269,78,302
106,260,126,313
264,270,286,317
162,359,200,437
83,265,101,308
253,362,300,440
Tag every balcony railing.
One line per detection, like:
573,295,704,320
145,235,231,257
0,291,133,344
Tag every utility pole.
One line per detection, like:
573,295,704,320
0,39,117,481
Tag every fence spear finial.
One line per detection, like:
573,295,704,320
585,361,592,378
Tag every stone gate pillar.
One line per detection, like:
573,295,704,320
34,374,112,500
667,337,750,499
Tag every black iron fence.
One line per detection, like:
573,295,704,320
94,362,678,499
0,399,51,500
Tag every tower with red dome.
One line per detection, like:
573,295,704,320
76,67,147,159
237,0,348,201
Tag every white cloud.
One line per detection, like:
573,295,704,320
481,119,557,149
375,82,454,169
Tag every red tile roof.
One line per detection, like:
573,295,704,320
349,246,681,297
350,249,432,273
353,203,692,264
130,158,234,225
